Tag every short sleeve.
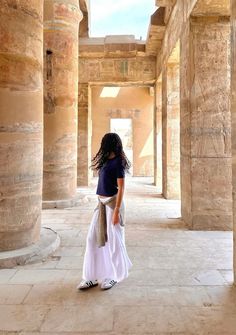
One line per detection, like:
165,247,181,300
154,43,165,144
116,159,125,178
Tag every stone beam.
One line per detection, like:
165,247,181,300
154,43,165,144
155,0,177,24
146,7,166,56
192,0,230,16
79,57,156,85
156,0,199,79
155,0,176,7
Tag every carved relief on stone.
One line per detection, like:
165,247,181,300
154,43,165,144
78,84,88,107
100,60,115,77
106,108,141,119
142,60,156,79
54,2,83,24
128,60,137,79
120,60,129,76
44,92,56,114
87,61,100,81
79,57,156,83
113,60,127,78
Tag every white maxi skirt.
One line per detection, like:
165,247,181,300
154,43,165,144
82,197,132,282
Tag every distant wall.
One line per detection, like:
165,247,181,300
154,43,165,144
91,86,154,176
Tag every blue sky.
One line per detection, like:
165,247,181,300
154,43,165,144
89,0,157,40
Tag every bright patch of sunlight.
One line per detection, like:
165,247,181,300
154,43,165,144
140,130,153,158
100,87,121,98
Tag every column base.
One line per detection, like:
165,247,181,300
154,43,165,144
42,193,89,209
182,208,233,231
163,192,180,200
191,214,233,231
0,227,60,269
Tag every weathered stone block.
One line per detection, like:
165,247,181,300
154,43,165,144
191,158,232,213
190,17,231,158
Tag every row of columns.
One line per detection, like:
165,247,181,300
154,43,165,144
156,4,235,276
0,0,83,251
157,14,232,231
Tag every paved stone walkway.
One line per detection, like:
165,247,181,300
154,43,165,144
0,177,235,334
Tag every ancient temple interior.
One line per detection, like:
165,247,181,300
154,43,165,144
0,0,236,333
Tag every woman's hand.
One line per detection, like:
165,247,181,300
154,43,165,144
112,208,120,225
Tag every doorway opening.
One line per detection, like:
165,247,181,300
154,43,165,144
90,85,155,190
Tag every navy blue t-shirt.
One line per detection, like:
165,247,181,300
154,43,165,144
96,156,125,196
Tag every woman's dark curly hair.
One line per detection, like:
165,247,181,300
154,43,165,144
91,133,131,172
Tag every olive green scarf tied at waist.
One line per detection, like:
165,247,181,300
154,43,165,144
95,195,125,248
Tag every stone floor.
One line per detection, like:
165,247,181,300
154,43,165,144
0,177,235,335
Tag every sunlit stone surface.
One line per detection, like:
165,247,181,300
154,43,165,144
43,0,83,201
0,1,44,250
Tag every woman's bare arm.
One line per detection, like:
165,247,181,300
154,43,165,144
112,178,125,225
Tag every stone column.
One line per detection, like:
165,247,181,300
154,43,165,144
154,80,163,189
162,64,180,199
0,2,43,250
43,0,83,202
154,84,157,186
77,83,92,186
231,0,236,281
180,17,232,230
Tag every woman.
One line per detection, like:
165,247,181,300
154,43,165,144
77,133,132,290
